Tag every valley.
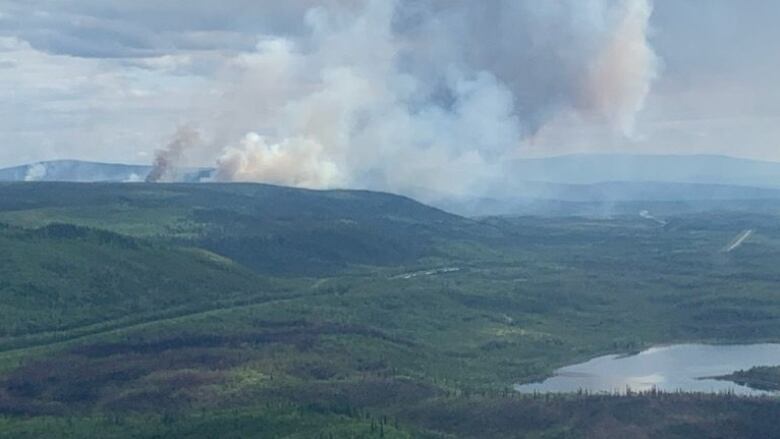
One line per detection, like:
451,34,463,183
1,183,780,437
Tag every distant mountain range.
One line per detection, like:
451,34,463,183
437,185,780,217
0,160,210,183
3,155,780,217
507,154,780,187
428,154,780,216
0,160,146,183
494,180,780,203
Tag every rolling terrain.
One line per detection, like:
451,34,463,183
7,155,780,219
1,183,780,437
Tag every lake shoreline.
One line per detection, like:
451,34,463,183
515,343,780,397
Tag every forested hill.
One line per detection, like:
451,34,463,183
4,182,780,437
0,183,477,275
0,183,457,221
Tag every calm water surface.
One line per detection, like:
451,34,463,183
516,344,780,396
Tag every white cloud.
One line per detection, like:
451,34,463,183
0,33,214,166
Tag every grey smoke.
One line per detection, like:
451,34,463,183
178,0,659,196
146,126,201,183
393,0,657,136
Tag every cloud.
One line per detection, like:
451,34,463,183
0,0,347,58
0,33,212,167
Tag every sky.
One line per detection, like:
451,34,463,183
0,0,778,193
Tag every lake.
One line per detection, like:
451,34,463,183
515,344,780,396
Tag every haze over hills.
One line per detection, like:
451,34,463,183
507,154,780,187
0,160,150,183
0,160,209,183
5,155,780,217
7,154,780,185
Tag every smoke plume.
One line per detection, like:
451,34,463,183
578,0,658,135
24,163,47,182
215,133,342,187
186,0,659,196
146,126,201,183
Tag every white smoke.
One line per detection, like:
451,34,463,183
194,0,660,196
124,173,143,183
24,163,47,182
216,133,342,187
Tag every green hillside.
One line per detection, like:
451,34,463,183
2,183,780,437
0,183,480,275
0,223,297,352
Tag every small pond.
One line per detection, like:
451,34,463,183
515,344,780,396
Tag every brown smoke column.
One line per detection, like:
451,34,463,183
146,126,200,183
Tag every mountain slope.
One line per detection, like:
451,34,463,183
0,183,478,275
0,222,289,347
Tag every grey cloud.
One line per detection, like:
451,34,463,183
0,0,338,58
